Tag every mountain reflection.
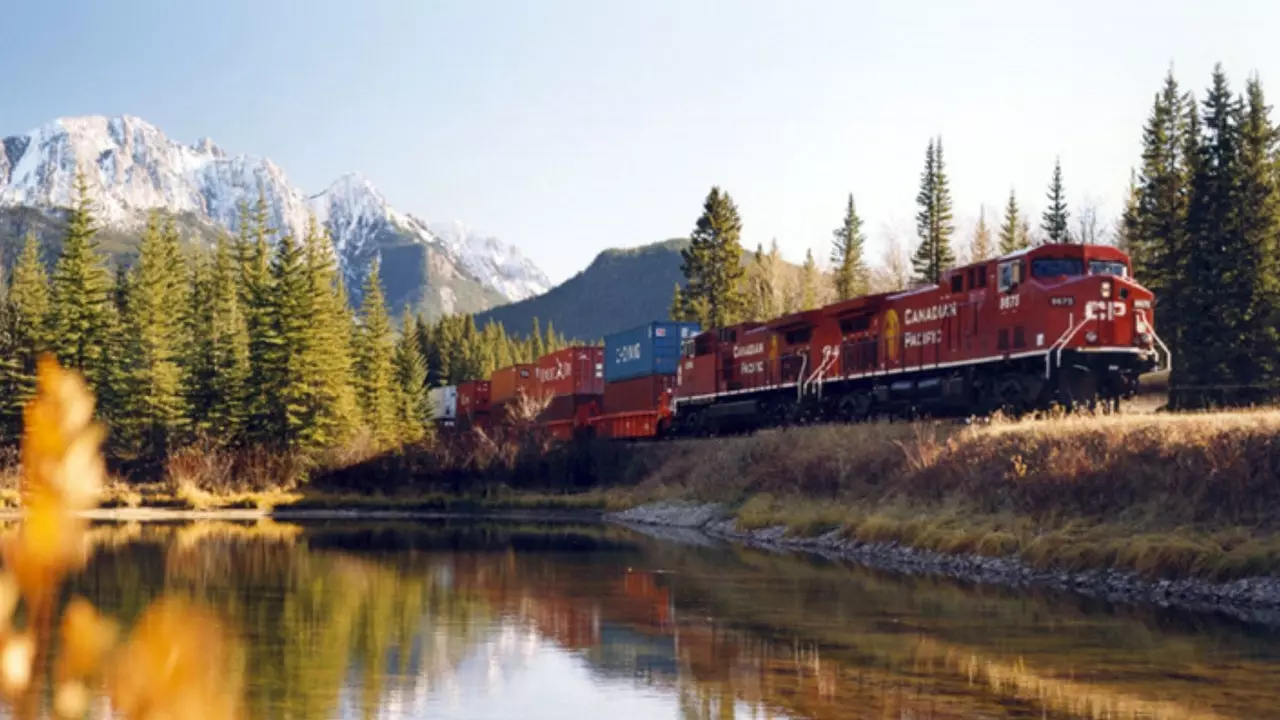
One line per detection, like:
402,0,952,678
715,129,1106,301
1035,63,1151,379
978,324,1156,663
58,520,1280,719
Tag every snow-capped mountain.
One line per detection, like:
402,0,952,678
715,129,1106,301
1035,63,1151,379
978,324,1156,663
0,115,548,316
428,221,551,302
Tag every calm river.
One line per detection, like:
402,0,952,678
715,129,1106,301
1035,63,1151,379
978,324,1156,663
63,519,1280,719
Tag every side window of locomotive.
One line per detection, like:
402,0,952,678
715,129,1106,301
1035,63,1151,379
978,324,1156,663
977,265,988,288
839,314,871,334
998,262,1014,293
951,274,963,293
1032,258,1084,277
784,328,812,345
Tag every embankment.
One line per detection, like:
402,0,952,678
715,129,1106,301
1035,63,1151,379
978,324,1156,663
605,411,1280,614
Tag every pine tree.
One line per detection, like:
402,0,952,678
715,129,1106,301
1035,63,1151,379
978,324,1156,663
353,263,399,444
998,190,1029,255
1181,67,1242,407
1116,169,1141,255
969,207,995,262
238,193,278,440
49,171,112,392
831,194,869,300
911,137,956,283
394,310,430,441
1231,75,1280,403
743,244,780,321
530,317,545,360
676,187,747,328
1041,158,1072,243
303,219,360,445
1131,70,1188,293
262,230,315,449
184,232,251,444
0,233,50,437
119,212,187,457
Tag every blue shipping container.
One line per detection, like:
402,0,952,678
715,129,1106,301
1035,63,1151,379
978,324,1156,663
604,321,701,382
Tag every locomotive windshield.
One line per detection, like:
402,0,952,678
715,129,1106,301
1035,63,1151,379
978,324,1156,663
1031,258,1084,277
1089,260,1128,277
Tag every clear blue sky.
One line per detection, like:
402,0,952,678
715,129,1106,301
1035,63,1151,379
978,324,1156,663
3,0,1278,282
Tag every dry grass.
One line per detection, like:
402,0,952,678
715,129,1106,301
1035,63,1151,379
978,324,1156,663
620,409,1280,580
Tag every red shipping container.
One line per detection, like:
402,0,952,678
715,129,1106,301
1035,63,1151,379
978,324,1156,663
457,380,491,417
539,394,602,423
491,364,539,405
603,375,676,415
535,346,604,399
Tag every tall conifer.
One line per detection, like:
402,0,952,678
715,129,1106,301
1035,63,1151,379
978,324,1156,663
911,138,956,283
831,194,869,300
1041,158,1071,243
675,187,747,328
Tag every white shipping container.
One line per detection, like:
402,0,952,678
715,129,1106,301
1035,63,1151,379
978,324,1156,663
429,386,458,421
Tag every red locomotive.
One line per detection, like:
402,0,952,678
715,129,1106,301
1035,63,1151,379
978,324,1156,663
441,243,1167,441
671,243,1167,434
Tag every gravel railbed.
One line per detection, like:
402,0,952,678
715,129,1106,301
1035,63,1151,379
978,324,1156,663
608,502,1280,625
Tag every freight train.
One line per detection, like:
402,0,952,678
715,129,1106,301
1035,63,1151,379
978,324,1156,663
428,243,1169,440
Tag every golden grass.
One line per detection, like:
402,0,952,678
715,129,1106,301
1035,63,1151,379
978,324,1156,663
616,408,1280,580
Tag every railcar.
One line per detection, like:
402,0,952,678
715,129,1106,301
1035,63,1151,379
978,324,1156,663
669,243,1167,435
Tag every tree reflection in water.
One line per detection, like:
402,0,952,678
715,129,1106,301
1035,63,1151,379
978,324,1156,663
60,520,1280,720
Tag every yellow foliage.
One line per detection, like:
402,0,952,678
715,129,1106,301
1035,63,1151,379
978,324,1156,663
0,355,245,719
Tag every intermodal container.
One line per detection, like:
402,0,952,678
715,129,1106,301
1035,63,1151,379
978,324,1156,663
457,380,491,418
428,386,458,422
602,374,676,415
535,347,604,398
539,394,602,423
604,322,701,382
491,364,539,405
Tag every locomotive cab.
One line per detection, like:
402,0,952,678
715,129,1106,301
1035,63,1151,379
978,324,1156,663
1000,244,1166,405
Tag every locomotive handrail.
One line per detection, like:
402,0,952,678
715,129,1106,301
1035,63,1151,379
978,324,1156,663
1045,312,1089,379
804,346,839,399
794,352,808,401
1137,309,1173,375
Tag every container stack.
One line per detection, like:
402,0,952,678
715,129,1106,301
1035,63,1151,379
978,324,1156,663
428,386,458,427
490,364,540,423
592,321,700,439
456,379,492,429
535,346,605,440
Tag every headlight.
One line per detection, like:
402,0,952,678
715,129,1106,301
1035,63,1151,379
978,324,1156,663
1085,331,1099,343
1100,280,1113,299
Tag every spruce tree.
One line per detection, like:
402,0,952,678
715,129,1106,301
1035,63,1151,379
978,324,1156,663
1116,169,1141,255
998,190,1029,255
1040,158,1072,243
676,187,747,328
353,263,399,444
911,137,956,283
238,193,277,440
831,194,869,300
49,171,112,391
262,230,315,449
303,219,360,445
1131,70,1188,294
1231,75,1280,402
1181,67,1241,407
198,232,250,443
394,310,430,441
0,233,50,437
969,207,995,262
119,212,187,457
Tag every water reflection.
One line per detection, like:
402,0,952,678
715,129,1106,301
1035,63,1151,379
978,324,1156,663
55,520,1280,719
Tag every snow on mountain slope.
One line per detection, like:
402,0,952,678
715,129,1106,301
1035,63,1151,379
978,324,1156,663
0,115,546,313
428,221,551,301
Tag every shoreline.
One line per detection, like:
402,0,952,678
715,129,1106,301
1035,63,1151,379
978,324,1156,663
607,502,1280,625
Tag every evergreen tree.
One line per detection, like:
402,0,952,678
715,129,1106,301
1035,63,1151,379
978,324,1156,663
238,193,278,440
675,186,747,328
0,233,50,437
1180,67,1241,407
1116,169,1141,255
1041,158,1072,243
353,264,399,444
394,310,430,441
49,171,112,391
911,137,956,283
530,317,545,360
831,194,869,300
969,206,995,262
303,220,360,445
261,230,315,449
998,190,1029,255
1231,75,1280,402
743,244,779,321
184,232,251,444
119,212,187,457
1131,70,1188,293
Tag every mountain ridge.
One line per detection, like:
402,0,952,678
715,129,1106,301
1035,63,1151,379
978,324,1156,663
0,115,551,319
